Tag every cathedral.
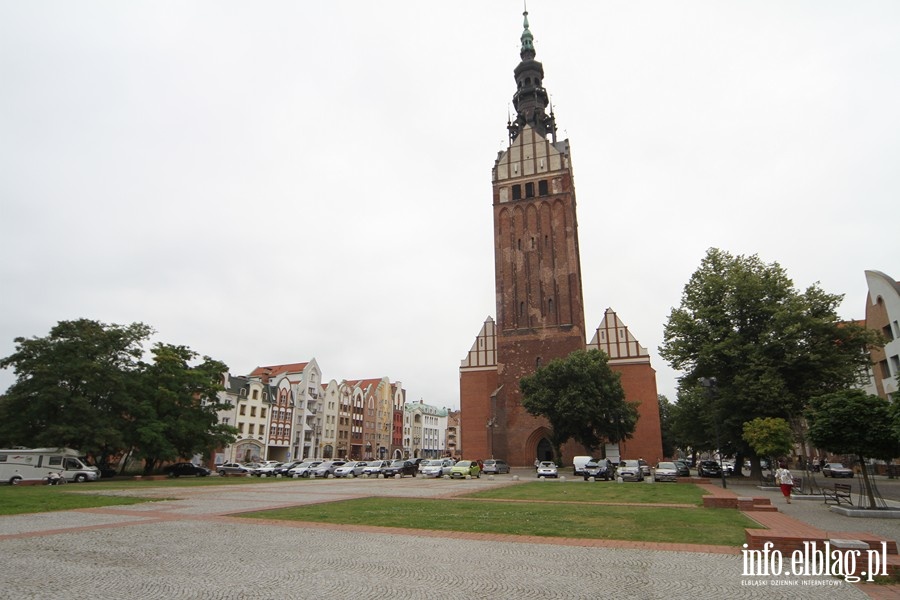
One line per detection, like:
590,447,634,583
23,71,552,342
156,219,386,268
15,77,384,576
459,10,663,467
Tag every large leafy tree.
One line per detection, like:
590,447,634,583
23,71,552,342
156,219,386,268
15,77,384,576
668,385,716,462
0,320,236,474
806,390,899,508
129,344,236,475
660,248,880,477
520,349,638,464
0,319,152,468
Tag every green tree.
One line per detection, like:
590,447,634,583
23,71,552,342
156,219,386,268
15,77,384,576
658,394,676,458
668,385,716,463
0,319,152,468
129,344,236,475
520,349,638,464
806,389,899,509
0,319,236,475
660,248,880,477
742,417,794,469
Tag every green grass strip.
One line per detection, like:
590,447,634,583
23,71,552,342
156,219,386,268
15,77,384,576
466,480,708,505
239,496,760,546
0,486,161,515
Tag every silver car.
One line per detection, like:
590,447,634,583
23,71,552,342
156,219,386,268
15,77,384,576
287,461,323,478
617,460,644,481
333,461,367,478
536,461,558,478
421,459,455,478
360,460,389,476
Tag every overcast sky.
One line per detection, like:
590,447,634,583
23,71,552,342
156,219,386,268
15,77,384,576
2,2,898,410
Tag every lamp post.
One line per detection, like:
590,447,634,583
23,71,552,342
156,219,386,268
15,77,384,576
699,377,727,489
486,418,497,459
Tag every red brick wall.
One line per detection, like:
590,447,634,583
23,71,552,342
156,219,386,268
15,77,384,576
615,362,664,463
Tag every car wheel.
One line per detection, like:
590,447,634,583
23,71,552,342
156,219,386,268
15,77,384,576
75,474,87,483
10,476,22,486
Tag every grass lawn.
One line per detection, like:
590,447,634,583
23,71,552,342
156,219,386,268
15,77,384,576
0,475,307,515
467,480,708,505
239,494,761,546
0,486,161,515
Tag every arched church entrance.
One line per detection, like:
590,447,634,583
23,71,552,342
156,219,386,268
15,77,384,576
536,438,553,462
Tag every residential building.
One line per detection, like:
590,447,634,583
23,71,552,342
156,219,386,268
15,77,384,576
862,270,900,401
404,400,448,459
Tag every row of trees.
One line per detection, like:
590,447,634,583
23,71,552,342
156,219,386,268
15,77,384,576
657,249,900,508
0,319,237,474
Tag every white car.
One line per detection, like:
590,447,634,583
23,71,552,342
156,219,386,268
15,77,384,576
536,461,558,478
360,460,389,476
653,462,678,482
253,462,282,477
420,459,455,478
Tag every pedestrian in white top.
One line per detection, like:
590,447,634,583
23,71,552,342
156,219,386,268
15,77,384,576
775,463,793,504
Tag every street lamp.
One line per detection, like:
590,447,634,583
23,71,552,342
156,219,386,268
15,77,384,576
699,377,727,490
486,418,497,459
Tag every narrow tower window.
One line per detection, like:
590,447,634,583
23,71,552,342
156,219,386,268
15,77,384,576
538,180,548,196
512,184,522,200
525,182,535,198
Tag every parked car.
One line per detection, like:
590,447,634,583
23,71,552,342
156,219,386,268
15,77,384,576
333,461,367,478
572,456,593,476
697,460,723,478
583,459,613,481
360,460,389,476
408,458,426,471
287,461,323,478
721,460,736,476
312,460,346,478
617,460,644,481
653,462,678,482
822,463,854,478
274,461,303,476
536,461,558,478
673,460,691,477
482,459,510,474
217,462,254,476
164,462,211,477
254,463,283,477
381,460,418,478
638,459,651,478
449,460,481,479
421,459,455,478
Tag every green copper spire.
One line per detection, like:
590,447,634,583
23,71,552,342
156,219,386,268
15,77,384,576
520,8,534,57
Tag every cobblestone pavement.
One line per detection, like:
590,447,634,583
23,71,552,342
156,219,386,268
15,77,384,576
0,472,884,600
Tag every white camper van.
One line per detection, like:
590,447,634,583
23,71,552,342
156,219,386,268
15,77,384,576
0,448,100,485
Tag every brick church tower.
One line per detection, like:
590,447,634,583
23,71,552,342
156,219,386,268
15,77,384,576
460,10,663,466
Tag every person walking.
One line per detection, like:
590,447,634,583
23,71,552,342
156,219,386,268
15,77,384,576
775,462,793,504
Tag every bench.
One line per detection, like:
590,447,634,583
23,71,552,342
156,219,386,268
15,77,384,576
823,482,853,506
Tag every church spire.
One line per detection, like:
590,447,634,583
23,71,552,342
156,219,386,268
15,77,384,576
508,7,557,144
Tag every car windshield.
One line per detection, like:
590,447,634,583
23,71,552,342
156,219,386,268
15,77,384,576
540,462,555,468
621,460,638,467
657,462,676,469
456,461,471,467
827,463,844,468
390,461,406,466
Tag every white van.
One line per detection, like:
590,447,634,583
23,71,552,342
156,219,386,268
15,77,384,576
0,448,101,485
572,456,593,476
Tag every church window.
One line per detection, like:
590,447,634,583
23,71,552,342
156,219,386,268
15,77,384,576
525,182,535,198
519,302,525,317
548,298,553,314
517,238,522,250
512,184,522,200
531,237,536,249
536,357,542,368
545,235,549,247
538,180,549,196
